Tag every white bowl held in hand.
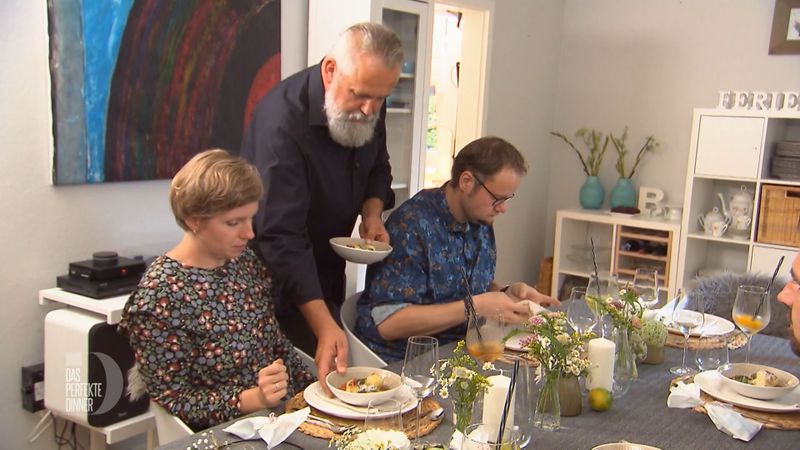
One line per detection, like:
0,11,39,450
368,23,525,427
329,237,392,264
717,363,799,400
326,367,402,406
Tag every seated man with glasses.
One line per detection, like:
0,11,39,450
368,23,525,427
355,136,559,361
777,251,800,356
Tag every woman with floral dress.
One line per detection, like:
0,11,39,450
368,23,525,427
119,149,313,431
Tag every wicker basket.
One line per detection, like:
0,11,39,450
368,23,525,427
756,184,800,247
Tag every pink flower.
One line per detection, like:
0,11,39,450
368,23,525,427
529,315,545,327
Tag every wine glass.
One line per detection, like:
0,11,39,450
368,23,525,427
401,336,439,442
732,285,770,363
465,311,505,363
669,293,705,375
461,422,522,450
633,268,660,311
364,398,404,432
567,287,597,335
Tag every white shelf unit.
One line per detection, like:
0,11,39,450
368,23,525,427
308,0,432,207
677,108,800,288
552,208,681,302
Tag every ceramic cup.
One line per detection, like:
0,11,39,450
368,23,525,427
666,206,683,222
732,215,751,231
710,221,728,238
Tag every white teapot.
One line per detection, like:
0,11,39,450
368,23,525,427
698,207,730,235
718,185,753,220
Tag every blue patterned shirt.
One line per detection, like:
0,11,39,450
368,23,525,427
355,187,496,361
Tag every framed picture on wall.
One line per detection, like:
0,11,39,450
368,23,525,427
769,0,800,54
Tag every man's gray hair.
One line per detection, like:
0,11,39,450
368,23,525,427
329,22,404,75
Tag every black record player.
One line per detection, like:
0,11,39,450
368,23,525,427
58,251,145,299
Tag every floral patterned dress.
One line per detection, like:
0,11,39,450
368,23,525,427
119,248,314,430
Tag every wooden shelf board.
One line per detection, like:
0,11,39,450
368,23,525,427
619,232,670,243
617,250,668,262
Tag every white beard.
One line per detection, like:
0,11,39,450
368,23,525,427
324,90,379,148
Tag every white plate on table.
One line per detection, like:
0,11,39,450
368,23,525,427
505,332,533,352
303,381,417,420
694,370,800,413
663,313,735,337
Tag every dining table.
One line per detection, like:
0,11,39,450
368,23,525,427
159,333,799,450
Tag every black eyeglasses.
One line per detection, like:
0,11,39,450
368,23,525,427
473,175,514,207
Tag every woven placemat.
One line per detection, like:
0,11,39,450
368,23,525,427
670,375,800,430
665,330,747,350
285,392,443,440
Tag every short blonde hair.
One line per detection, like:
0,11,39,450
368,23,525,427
169,149,263,231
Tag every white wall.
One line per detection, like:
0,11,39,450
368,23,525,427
0,1,308,448
543,0,800,259
2,0,799,447
485,0,563,286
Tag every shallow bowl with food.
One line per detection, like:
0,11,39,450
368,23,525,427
329,237,392,264
326,366,402,406
717,363,799,400
592,443,660,450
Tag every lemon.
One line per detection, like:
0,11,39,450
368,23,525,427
588,388,613,412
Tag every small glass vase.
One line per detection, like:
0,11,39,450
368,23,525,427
533,371,560,430
558,374,582,416
612,327,636,398
453,396,480,434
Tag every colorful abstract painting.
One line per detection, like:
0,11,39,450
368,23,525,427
48,0,281,184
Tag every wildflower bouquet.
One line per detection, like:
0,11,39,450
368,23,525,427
331,428,410,450
435,340,492,432
522,311,593,380
590,287,647,360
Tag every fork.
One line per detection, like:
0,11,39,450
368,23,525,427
306,414,359,434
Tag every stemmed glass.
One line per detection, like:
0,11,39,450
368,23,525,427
364,398,404,432
669,293,705,375
586,273,618,337
401,336,439,442
465,310,505,363
732,285,770,363
633,268,660,311
567,287,598,335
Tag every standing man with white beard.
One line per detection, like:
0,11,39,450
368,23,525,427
240,23,402,394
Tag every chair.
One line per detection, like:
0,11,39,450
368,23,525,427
294,346,318,378
340,291,388,368
150,401,192,445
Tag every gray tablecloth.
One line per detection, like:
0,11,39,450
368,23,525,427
159,334,800,450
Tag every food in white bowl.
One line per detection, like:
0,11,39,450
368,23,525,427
329,237,392,264
326,366,402,406
717,363,799,400
592,443,661,450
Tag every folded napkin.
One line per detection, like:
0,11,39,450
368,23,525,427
520,300,548,316
449,429,464,450
667,381,761,441
223,407,310,449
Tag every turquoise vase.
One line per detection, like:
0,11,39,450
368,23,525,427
610,178,637,208
579,176,604,210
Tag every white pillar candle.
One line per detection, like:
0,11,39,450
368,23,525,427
586,337,615,391
481,374,514,435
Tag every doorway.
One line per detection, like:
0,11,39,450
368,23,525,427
424,1,492,188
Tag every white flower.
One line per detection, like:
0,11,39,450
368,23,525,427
344,429,410,450
453,366,471,378
556,333,569,345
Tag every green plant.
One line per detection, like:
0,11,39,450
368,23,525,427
641,318,668,346
550,128,609,176
609,127,659,178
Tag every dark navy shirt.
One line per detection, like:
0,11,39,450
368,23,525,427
241,64,394,312
355,187,497,361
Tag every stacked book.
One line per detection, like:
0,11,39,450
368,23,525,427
771,141,800,181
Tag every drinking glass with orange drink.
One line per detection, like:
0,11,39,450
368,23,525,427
732,284,770,363
466,310,506,363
